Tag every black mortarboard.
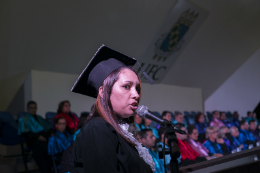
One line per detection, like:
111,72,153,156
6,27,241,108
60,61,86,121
71,45,153,98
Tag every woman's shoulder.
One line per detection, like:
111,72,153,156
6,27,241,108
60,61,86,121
79,117,117,136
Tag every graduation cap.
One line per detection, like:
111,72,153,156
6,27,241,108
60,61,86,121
71,45,153,98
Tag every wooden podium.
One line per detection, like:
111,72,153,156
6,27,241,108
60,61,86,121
179,146,260,173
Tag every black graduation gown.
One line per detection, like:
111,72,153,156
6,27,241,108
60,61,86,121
73,116,152,173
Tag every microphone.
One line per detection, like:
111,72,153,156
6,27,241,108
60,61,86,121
136,105,186,134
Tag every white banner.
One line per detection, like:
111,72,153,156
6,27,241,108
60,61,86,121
136,0,209,83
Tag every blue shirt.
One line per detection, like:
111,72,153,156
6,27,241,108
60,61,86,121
146,147,165,173
195,123,207,134
239,129,256,142
203,140,223,154
221,120,234,128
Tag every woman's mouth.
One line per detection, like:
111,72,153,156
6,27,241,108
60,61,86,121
130,102,138,110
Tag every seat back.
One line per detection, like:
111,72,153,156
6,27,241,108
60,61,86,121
45,112,57,129
0,111,19,145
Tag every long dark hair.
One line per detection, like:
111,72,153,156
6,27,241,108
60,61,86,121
57,100,70,114
89,66,141,145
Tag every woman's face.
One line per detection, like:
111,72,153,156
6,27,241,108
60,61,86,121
62,102,70,113
110,69,140,118
198,114,204,123
134,114,142,124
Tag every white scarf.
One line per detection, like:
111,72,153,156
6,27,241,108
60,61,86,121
118,123,156,172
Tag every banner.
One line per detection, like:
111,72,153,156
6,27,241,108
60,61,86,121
136,0,209,83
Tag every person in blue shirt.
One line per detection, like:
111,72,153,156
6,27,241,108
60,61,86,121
156,111,172,130
195,113,207,143
230,126,247,150
48,117,74,162
239,120,256,143
172,112,187,127
232,111,240,128
219,112,234,128
245,111,259,125
203,126,224,156
139,129,165,173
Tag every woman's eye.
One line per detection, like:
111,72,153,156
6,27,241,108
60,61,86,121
123,85,130,89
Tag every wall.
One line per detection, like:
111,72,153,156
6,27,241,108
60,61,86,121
31,70,203,117
205,47,260,117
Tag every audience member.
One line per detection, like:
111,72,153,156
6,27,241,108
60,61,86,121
195,113,207,143
142,118,159,138
173,112,187,127
54,101,79,134
139,129,165,173
232,111,240,128
216,126,232,155
209,111,225,128
18,101,53,173
203,127,224,156
248,120,260,141
157,111,172,129
239,120,256,143
48,117,74,161
186,125,211,159
230,126,247,150
134,114,144,131
245,111,258,125
175,123,206,167
219,112,234,128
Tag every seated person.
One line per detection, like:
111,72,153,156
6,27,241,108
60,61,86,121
139,129,165,173
219,112,234,128
18,101,53,173
245,111,258,125
232,111,240,128
186,125,211,159
54,100,79,134
230,126,246,150
156,127,182,169
248,119,260,141
142,118,159,138
157,111,172,129
175,123,206,167
195,113,207,143
216,126,233,155
239,120,256,144
48,117,74,161
172,112,187,127
134,113,144,131
209,111,225,128
203,126,224,156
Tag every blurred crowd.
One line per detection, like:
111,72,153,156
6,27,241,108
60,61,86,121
14,100,260,173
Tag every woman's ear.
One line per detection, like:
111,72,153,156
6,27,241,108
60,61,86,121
98,86,104,99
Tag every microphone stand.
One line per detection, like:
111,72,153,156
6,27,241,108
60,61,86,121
162,120,186,173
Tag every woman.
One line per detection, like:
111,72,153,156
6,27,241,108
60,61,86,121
134,113,144,131
54,101,79,134
72,45,155,173
203,126,224,157
216,126,231,155
195,113,207,143
186,125,211,159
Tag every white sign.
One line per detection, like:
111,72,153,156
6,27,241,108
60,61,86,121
136,0,209,83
